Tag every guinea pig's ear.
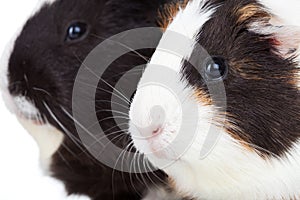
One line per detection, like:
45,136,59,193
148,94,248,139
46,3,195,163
271,25,300,58
250,17,300,58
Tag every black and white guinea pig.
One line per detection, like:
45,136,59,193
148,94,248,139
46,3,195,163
129,0,300,199
0,0,176,199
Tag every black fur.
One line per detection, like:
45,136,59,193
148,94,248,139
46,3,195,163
7,0,173,199
182,0,300,157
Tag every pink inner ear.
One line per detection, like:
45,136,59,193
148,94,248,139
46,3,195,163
250,16,300,58
269,16,300,57
269,38,282,46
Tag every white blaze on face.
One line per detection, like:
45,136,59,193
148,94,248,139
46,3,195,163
129,0,300,199
129,0,216,162
0,0,63,173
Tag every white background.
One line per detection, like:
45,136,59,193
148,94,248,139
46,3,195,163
0,1,88,200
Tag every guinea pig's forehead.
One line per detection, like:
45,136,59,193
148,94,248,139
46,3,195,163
198,1,269,45
30,0,103,25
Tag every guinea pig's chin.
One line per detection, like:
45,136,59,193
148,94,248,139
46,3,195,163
18,117,64,172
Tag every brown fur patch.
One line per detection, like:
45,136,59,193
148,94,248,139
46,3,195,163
158,0,189,31
236,3,270,24
194,90,255,152
215,111,255,152
193,89,213,105
229,59,264,80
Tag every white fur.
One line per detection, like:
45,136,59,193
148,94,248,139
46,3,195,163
129,0,300,199
164,132,300,200
14,96,40,117
142,187,183,200
150,0,215,72
129,0,215,158
18,118,64,173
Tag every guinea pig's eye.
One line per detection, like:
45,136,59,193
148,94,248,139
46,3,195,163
204,56,228,81
66,22,88,41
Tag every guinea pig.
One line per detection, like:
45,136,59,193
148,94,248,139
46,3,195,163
0,0,177,199
129,0,300,199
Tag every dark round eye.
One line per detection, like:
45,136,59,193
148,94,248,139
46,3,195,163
66,22,88,41
204,56,228,81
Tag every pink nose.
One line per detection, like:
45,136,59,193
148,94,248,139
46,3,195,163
137,105,166,138
152,126,163,136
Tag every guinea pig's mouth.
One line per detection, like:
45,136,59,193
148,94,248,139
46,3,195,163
17,111,44,126
6,94,45,126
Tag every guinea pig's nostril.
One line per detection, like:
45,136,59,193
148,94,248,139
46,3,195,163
152,126,163,136
8,81,25,96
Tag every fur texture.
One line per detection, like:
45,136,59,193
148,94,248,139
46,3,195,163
129,0,300,199
2,0,176,199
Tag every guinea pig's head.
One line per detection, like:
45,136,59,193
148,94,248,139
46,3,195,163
129,0,300,180
0,0,168,169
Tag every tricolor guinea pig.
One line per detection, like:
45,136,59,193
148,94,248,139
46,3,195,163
129,0,300,199
0,0,176,199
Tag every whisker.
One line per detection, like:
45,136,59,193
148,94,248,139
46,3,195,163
97,115,130,124
95,100,129,110
43,103,86,152
141,155,161,190
107,68,145,81
88,130,128,153
112,141,136,199
90,33,149,63
95,133,127,160
74,79,130,105
57,150,74,170
60,106,105,147
143,156,168,188
60,142,79,158
100,122,128,135
72,52,131,104
133,152,154,194
127,144,144,197
32,87,52,97
85,114,129,130
96,109,129,117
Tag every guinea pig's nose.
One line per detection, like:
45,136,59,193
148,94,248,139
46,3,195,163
8,79,27,96
8,58,31,96
137,105,166,138
150,105,166,129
